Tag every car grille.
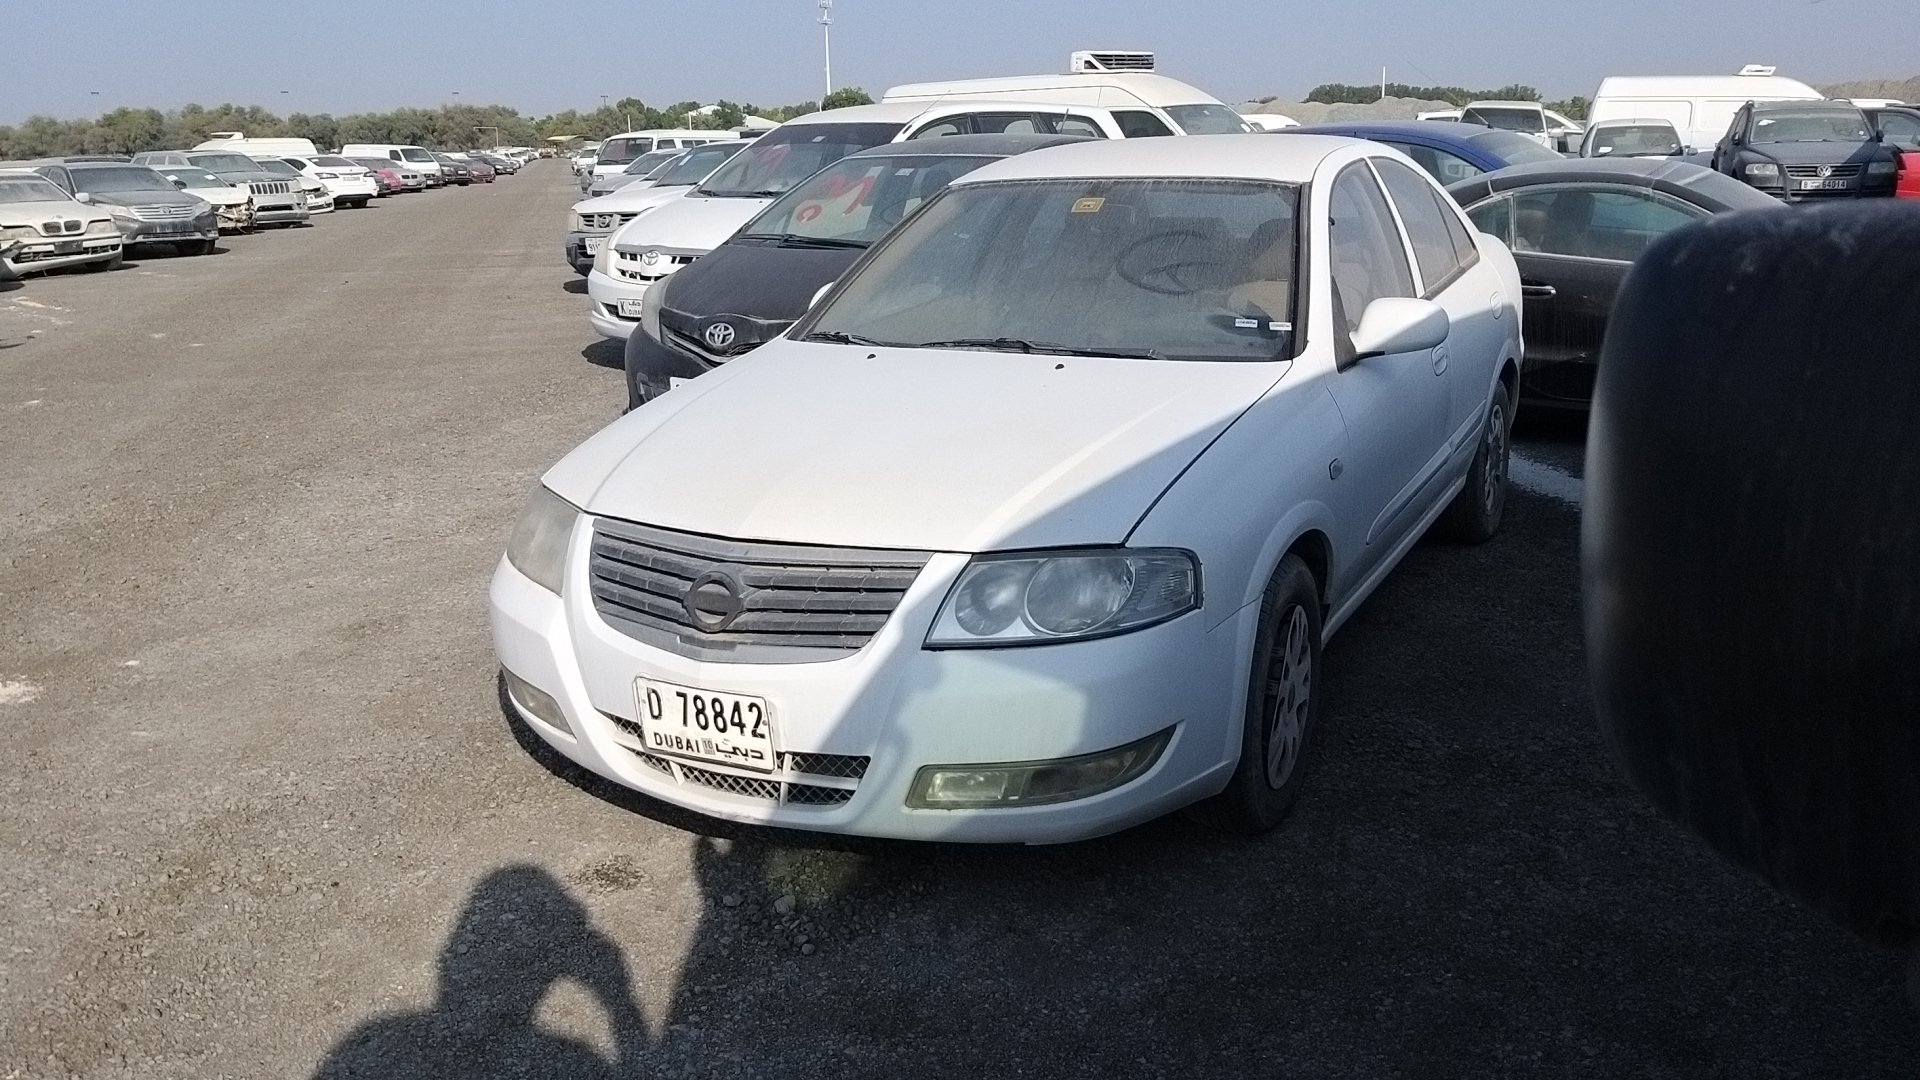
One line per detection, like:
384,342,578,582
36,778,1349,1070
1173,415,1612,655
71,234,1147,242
584,212,620,230
1785,163,1862,179
132,204,197,220
614,248,698,281
39,220,84,235
247,180,293,196
588,518,931,663
603,714,865,806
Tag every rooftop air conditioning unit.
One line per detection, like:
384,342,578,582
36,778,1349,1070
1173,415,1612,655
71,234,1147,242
1737,65,1778,77
1069,51,1156,74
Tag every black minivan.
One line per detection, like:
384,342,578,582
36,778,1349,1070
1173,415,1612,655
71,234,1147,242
622,132,1087,409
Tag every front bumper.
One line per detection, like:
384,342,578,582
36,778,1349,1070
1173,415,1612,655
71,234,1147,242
585,268,647,340
116,216,220,246
487,538,1240,844
2,235,121,276
254,200,310,224
565,230,612,272
626,325,721,402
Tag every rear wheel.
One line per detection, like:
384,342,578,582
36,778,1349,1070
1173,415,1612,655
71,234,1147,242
1438,383,1512,543
1186,554,1322,835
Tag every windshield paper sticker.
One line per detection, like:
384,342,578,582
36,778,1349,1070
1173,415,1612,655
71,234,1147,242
1071,197,1105,214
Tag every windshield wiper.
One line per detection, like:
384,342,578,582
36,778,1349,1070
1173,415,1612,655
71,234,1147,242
802,330,899,347
912,337,1168,361
742,233,867,249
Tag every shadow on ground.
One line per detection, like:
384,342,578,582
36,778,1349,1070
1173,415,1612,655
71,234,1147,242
562,277,587,295
581,339,624,370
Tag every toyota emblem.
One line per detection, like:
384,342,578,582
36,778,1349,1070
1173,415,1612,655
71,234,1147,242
703,322,738,351
640,249,662,266
1817,164,1834,179
683,571,744,633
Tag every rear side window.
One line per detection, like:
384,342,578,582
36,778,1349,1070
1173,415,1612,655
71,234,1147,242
1114,111,1175,138
1327,164,1416,332
1051,115,1109,139
1370,157,1469,293
1467,197,1513,244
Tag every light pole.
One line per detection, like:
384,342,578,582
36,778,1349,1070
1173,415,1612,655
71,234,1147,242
818,0,834,101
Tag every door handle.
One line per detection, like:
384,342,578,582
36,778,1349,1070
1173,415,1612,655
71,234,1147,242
1521,283,1558,299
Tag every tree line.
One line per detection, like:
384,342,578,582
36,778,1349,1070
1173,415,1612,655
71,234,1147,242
0,89,875,160
1298,82,1590,119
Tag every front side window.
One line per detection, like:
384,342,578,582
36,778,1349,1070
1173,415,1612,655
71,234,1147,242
1379,140,1485,186
1370,157,1466,294
805,178,1301,362
0,178,72,204
1509,187,1704,261
1164,104,1253,134
696,122,904,198
1875,111,1920,150
598,137,654,165
1114,110,1176,138
1463,106,1547,134
399,148,435,163
1327,165,1416,332
738,153,994,247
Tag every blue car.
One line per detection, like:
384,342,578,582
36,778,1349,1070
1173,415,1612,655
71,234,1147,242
1274,120,1565,187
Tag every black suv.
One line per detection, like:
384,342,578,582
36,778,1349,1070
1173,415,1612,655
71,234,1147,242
1712,100,1898,200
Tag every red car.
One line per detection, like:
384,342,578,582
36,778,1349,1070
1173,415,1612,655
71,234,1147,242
465,159,497,184
1862,106,1920,198
1899,151,1920,200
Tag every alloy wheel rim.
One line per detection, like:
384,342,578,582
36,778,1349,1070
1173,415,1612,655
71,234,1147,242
1265,605,1312,789
1482,402,1508,513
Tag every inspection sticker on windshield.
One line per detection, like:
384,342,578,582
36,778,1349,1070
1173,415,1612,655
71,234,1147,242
634,678,776,773
1071,197,1106,213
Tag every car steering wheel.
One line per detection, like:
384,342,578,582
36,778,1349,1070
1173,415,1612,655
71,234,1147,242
1116,230,1229,296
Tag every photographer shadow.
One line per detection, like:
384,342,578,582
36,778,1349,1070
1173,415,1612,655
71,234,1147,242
312,864,649,1079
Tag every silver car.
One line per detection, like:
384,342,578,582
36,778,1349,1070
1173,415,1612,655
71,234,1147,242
133,151,309,226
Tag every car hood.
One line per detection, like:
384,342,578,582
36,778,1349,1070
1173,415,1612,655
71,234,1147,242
85,190,208,209
1744,141,1886,165
577,183,690,215
543,340,1288,552
610,194,771,254
179,183,248,205
0,200,108,227
215,170,296,185
662,241,866,327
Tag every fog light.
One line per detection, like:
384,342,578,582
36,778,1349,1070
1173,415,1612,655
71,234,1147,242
906,729,1172,809
502,668,571,737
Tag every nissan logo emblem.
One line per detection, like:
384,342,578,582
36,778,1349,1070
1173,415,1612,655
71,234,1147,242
704,322,738,350
683,570,745,633
639,249,662,266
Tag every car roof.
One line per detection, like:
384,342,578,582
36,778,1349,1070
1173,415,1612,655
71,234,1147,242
1467,101,1544,110
784,99,1104,127
844,133,1092,159
952,133,1353,187
1444,158,1780,211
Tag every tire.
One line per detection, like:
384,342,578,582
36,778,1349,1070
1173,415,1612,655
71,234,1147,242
89,252,124,273
1186,554,1322,835
349,198,370,209
1437,383,1512,543
189,239,217,256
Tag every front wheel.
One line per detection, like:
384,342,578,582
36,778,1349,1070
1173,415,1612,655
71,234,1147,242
89,252,124,272
1186,554,1322,835
1438,383,1511,543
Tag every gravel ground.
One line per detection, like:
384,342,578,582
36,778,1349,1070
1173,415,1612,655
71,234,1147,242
1,163,1916,1079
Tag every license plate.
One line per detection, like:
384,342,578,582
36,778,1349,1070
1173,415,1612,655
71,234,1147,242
53,240,82,254
1799,178,1849,191
635,679,775,772
583,236,604,255
618,296,648,318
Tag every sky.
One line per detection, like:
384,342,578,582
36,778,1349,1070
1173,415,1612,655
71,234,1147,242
5,0,1917,124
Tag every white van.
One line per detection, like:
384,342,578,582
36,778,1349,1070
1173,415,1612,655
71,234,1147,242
883,50,1250,136
193,132,320,157
338,143,445,182
591,130,739,183
1588,67,1824,153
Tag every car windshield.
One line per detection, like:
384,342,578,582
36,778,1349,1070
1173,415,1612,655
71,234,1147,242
311,156,357,168
168,170,227,186
622,149,680,177
1587,124,1683,157
696,122,904,198
1465,128,1567,164
0,177,71,204
68,166,172,193
599,136,655,165
653,142,749,186
254,160,299,176
1165,104,1253,134
187,153,263,174
1750,108,1873,142
399,148,434,163
352,160,392,171
805,178,1301,363
738,152,996,248
1463,106,1547,133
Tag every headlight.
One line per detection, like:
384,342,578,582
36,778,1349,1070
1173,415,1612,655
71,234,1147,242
640,275,667,341
1743,162,1781,181
107,204,140,219
1,225,36,240
1868,160,1898,177
926,549,1199,647
505,486,580,595
85,218,118,236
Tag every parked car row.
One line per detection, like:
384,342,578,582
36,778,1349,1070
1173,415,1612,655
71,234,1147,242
0,136,535,281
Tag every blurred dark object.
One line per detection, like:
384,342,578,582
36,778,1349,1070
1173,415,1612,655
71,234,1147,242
1584,201,1920,951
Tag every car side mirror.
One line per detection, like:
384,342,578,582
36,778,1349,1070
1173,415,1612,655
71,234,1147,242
1350,297,1449,360
1586,202,1920,959
167,176,186,187
73,192,93,204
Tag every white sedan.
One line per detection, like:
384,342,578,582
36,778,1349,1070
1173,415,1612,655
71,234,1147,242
278,155,381,209
492,135,1522,843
